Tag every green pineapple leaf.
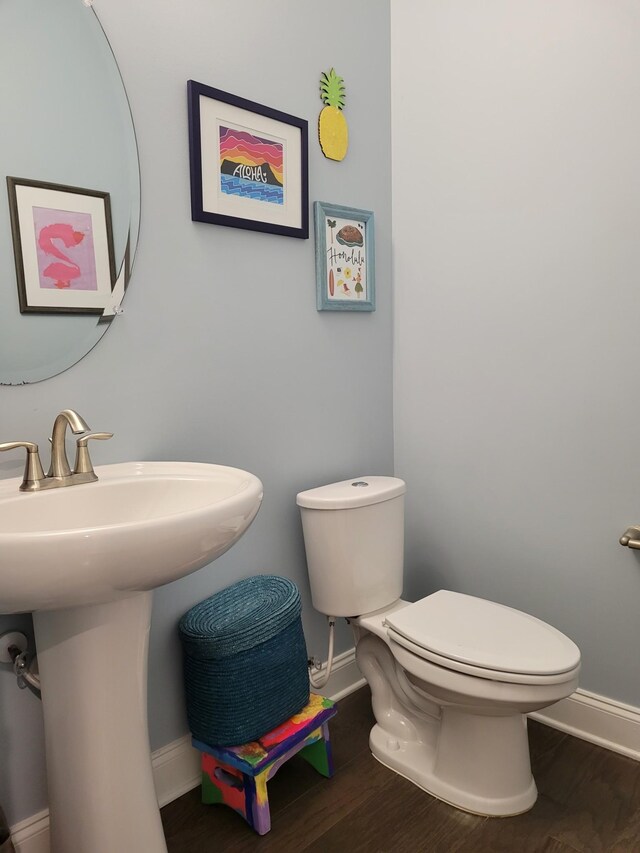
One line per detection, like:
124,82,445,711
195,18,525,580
320,68,346,111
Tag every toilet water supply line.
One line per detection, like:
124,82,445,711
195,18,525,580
308,616,336,689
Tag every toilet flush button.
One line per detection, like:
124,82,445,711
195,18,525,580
352,481,369,487
387,738,400,751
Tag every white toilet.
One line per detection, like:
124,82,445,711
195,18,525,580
297,476,580,817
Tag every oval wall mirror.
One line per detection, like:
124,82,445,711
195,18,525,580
0,0,140,385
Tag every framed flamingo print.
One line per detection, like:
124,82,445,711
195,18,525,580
6,177,116,314
187,80,309,239
314,201,375,311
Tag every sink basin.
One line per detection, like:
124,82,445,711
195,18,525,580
0,460,263,613
0,459,263,853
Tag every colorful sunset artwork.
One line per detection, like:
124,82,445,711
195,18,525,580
32,206,97,291
218,125,284,205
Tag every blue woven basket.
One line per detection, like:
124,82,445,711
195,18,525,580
179,575,309,746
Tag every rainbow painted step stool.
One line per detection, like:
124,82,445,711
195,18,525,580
193,694,337,835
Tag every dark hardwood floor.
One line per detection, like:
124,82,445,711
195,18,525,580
161,687,640,852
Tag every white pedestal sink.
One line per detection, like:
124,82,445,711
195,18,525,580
0,461,263,853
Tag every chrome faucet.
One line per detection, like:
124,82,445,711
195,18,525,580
0,409,113,492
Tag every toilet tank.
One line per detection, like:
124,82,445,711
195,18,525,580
296,476,406,617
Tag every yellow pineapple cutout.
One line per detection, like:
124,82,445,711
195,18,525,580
318,68,348,161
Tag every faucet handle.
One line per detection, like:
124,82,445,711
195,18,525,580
73,432,113,477
0,441,46,491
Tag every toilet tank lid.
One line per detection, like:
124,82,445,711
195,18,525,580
296,476,406,509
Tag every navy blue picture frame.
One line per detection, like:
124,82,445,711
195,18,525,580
187,80,309,239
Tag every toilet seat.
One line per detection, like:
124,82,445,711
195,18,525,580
383,590,580,682
386,628,579,685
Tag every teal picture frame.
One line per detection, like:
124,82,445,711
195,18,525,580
314,201,375,312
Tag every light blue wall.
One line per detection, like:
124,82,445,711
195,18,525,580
0,0,392,825
392,1,640,707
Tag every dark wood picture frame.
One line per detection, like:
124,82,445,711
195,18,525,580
7,176,116,315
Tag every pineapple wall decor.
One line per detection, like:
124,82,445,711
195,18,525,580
318,69,348,161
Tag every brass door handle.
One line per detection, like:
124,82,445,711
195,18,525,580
620,527,640,548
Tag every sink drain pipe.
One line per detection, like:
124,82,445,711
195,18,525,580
0,631,41,699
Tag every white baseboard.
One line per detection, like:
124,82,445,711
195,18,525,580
9,648,365,853
7,810,49,853
530,687,640,760
17,650,633,853
151,734,201,809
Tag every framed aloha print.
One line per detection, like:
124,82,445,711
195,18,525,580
6,177,116,315
187,80,309,239
314,201,375,312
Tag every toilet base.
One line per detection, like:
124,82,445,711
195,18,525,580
368,710,538,817
355,630,541,817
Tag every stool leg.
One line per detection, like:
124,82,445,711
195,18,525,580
300,723,334,778
201,754,248,821
201,768,223,806
245,769,271,835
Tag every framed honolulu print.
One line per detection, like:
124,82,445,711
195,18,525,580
187,81,309,239
6,177,116,315
314,201,375,311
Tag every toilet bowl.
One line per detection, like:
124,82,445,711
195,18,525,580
354,595,579,815
297,476,581,816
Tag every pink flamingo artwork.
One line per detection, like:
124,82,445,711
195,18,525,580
37,222,85,289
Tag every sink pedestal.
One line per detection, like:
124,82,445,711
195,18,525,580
33,591,168,853
0,460,264,850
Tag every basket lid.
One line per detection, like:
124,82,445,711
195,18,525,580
179,575,302,660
